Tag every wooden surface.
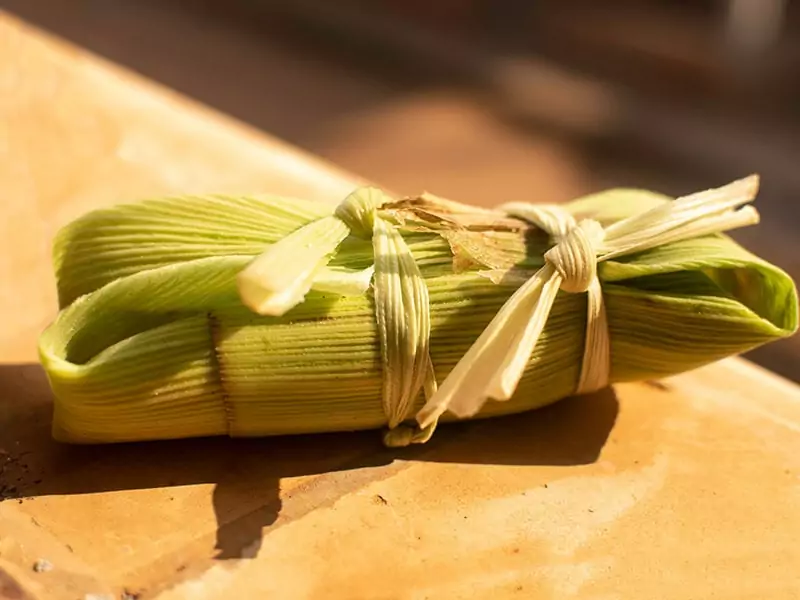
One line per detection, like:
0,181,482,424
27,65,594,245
1,12,799,600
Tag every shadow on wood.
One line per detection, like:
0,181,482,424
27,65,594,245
0,362,618,561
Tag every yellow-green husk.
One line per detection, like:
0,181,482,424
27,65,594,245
38,188,798,443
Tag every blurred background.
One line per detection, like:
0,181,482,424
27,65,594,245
5,0,800,378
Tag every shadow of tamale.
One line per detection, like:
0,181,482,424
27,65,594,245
0,362,618,561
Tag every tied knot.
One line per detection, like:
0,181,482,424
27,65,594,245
545,219,605,293
334,187,385,238
385,175,761,444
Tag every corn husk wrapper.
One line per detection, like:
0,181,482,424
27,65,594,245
38,187,798,443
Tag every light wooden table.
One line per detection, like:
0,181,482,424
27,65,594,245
1,12,799,600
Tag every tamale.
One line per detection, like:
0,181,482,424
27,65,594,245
38,176,798,445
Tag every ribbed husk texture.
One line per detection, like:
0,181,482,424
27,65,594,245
38,187,798,443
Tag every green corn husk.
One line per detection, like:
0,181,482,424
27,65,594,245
38,186,798,443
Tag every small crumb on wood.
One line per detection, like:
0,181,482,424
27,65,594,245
373,494,388,505
121,589,142,600
32,559,53,573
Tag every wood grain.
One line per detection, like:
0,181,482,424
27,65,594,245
0,12,798,600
